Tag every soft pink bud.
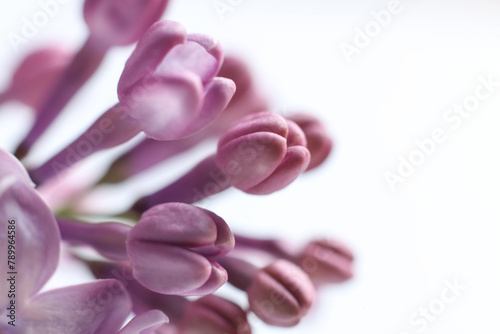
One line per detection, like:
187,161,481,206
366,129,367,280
216,112,310,194
247,260,316,327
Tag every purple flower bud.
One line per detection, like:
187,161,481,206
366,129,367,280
117,20,235,141
296,239,354,285
84,0,169,47
126,203,234,296
177,295,251,334
0,46,71,109
287,113,333,171
216,112,311,194
246,260,315,327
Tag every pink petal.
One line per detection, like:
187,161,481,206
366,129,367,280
184,77,236,136
118,20,187,97
0,179,59,308
157,41,219,85
21,280,131,333
124,72,204,140
117,309,169,334
126,241,215,295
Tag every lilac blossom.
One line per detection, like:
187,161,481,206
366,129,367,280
219,257,316,327
0,1,354,331
58,202,235,296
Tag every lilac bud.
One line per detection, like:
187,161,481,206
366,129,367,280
117,20,235,141
2,46,71,109
84,0,168,47
296,239,354,285
126,203,234,296
287,113,333,171
246,260,315,327
216,112,311,194
177,295,251,334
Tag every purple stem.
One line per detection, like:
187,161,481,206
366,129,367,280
131,154,230,213
29,103,142,185
15,35,109,159
234,234,296,261
99,129,213,184
57,218,131,261
217,256,258,291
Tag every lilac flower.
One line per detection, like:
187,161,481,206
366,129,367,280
58,202,235,296
116,20,235,140
14,0,169,159
28,20,235,185
215,111,311,194
219,257,316,327
0,148,133,333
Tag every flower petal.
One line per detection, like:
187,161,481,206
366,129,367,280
184,77,236,136
118,20,186,97
21,279,131,334
125,72,204,140
0,148,33,186
117,309,169,334
126,241,215,295
0,178,59,308
157,41,219,85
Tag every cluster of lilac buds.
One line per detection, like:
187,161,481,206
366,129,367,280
1,1,354,333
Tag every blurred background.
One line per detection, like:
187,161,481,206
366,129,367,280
1,0,499,333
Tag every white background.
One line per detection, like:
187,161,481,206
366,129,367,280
1,0,499,333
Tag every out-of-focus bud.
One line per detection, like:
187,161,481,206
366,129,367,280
246,260,315,327
126,203,235,295
84,0,169,47
296,239,354,285
177,295,252,334
216,112,311,194
1,47,71,109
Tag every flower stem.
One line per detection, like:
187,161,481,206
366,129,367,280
15,35,109,160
